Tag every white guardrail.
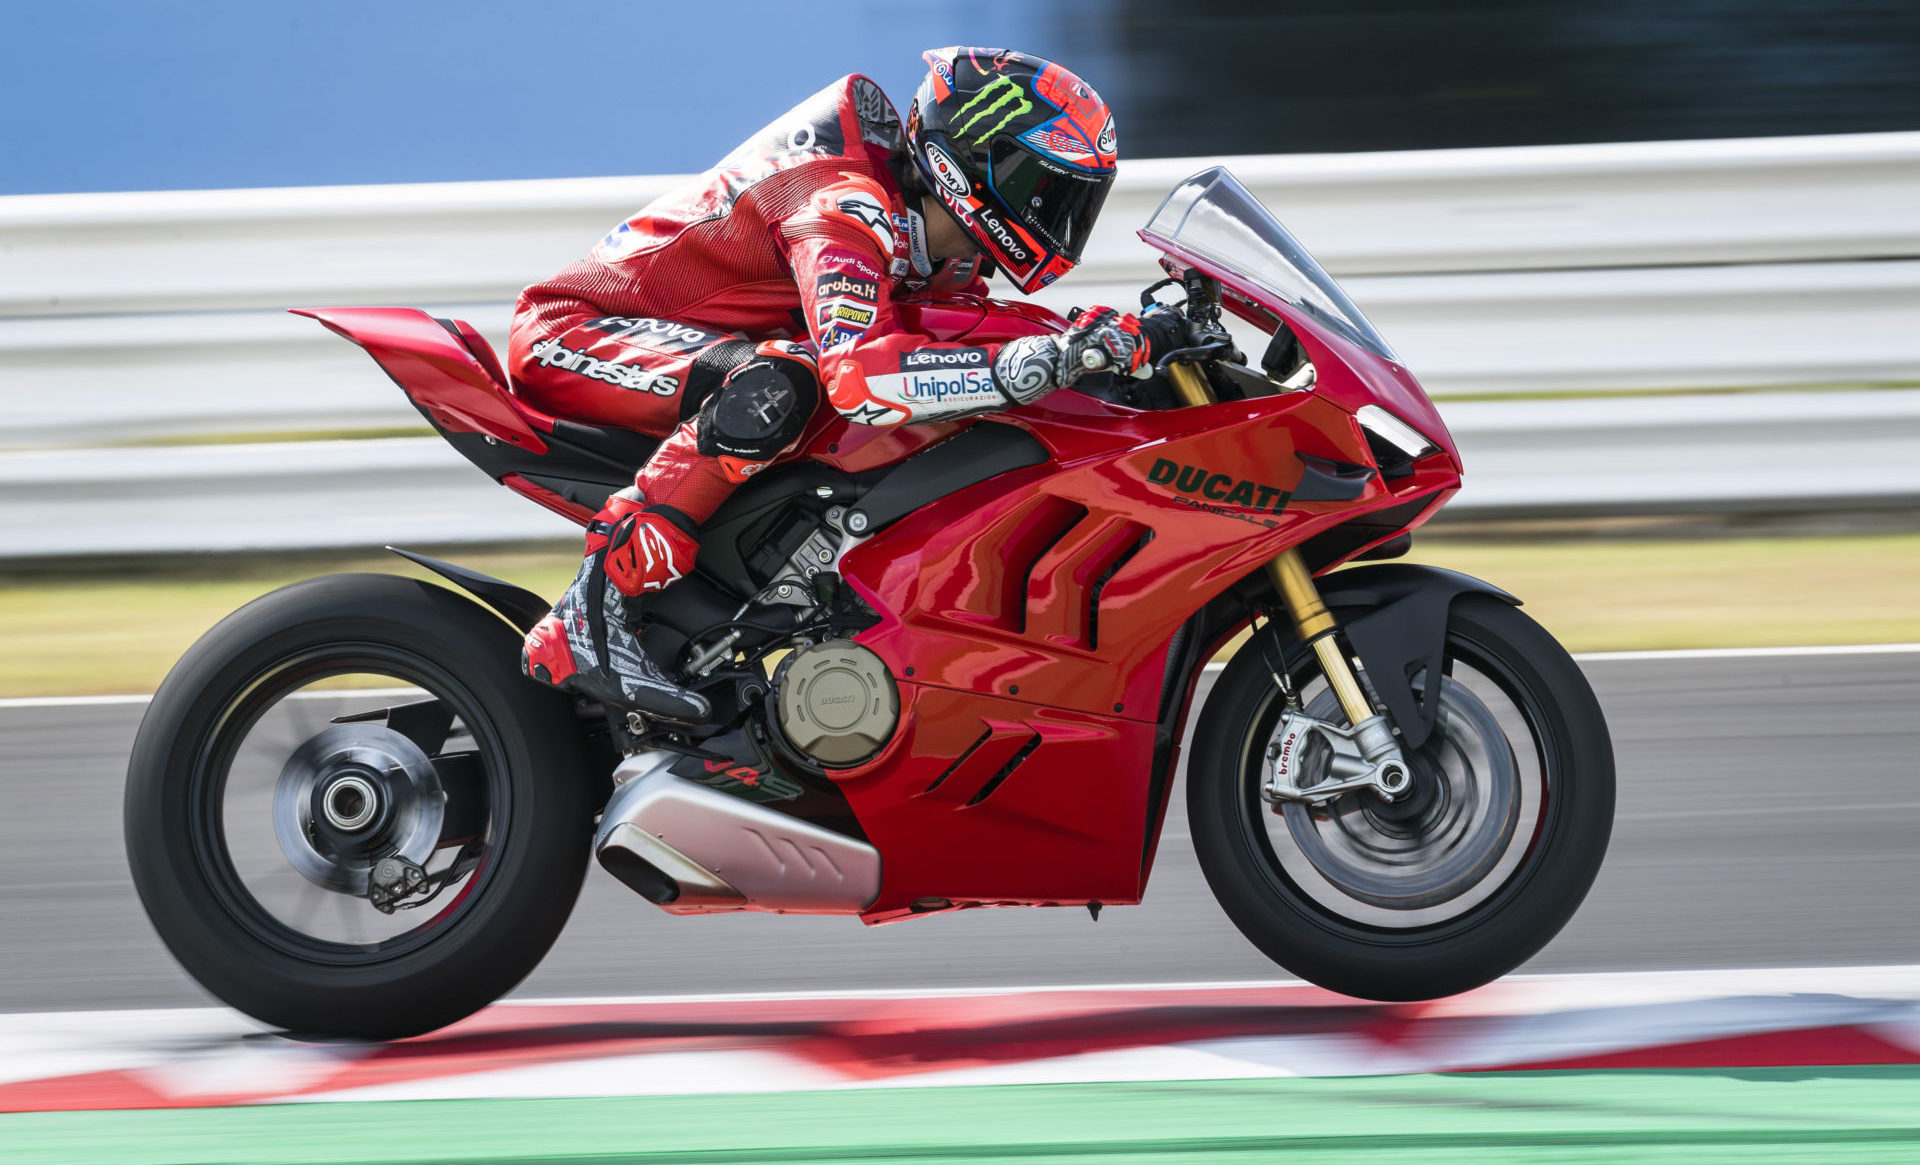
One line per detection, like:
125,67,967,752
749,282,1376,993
1,131,1918,554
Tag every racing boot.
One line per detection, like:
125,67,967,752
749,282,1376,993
521,489,711,724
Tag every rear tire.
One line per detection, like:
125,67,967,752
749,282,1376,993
125,574,593,1039
1188,595,1613,1000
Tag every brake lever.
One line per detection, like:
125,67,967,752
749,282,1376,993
1153,339,1236,373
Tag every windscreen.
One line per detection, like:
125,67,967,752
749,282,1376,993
1142,167,1396,360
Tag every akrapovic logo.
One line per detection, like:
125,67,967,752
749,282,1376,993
825,302,874,328
529,340,680,396
1146,458,1291,513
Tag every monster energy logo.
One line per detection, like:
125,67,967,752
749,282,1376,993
951,75,1032,144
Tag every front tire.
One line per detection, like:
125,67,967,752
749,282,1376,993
1188,595,1613,1000
125,574,593,1039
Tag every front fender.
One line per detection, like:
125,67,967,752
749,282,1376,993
1315,564,1520,750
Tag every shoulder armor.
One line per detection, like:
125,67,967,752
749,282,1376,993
812,175,898,258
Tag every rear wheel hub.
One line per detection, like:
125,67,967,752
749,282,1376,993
274,724,444,896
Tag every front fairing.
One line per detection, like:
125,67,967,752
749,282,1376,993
1138,168,1459,471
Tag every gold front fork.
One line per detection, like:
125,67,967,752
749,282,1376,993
1163,363,1376,727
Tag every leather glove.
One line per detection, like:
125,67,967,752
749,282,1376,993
992,308,1153,406
1138,305,1190,372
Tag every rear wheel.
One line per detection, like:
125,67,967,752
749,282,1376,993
125,574,593,1039
1188,595,1613,1000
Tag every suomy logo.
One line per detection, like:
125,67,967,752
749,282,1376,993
923,143,971,198
1146,458,1292,514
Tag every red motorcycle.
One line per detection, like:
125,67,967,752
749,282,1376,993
126,169,1613,1039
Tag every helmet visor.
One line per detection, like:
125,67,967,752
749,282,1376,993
988,137,1112,264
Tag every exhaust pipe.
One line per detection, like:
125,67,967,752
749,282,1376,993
593,751,881,915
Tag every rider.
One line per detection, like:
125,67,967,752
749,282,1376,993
514,47,1180,723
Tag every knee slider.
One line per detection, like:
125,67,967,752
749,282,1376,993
694,355,820,462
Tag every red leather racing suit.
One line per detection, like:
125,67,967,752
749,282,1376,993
509,74,1019,528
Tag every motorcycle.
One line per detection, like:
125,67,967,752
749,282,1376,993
125,168,1614,1040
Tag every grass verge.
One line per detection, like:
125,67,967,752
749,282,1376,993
4,1069,1919,1164
1,531,1917,698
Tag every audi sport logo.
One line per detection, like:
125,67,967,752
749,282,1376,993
923,143,971,198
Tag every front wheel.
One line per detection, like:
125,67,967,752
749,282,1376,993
1188,594,1613,1000
125,574,594,1039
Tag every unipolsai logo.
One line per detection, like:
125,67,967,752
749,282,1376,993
899,368,993,403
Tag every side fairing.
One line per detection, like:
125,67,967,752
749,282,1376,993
828,381,1461,918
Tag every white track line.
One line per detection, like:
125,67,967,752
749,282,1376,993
2,644,1915,710
0,693,154,708
1572,643,1920,662
0,686,421,710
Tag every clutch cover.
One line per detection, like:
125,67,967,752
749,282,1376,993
775,641,899,766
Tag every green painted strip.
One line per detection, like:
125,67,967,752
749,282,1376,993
3,1068,1918,1164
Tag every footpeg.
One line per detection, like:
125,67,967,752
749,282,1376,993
593,751,880,915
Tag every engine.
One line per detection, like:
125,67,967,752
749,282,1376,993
773,641,899,766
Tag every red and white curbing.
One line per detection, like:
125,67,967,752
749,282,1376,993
4,965,1918,1112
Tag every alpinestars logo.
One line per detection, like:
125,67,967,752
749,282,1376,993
843,400,901,426
529,340,680,396
951,75,1032,144
834,193,894,256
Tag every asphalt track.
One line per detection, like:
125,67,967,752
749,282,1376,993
2,648,1917,1015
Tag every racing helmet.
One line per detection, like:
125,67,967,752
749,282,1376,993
907,47,1117,294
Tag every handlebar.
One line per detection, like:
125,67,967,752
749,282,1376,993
1140,271,1238,371
1153,339,1236,373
